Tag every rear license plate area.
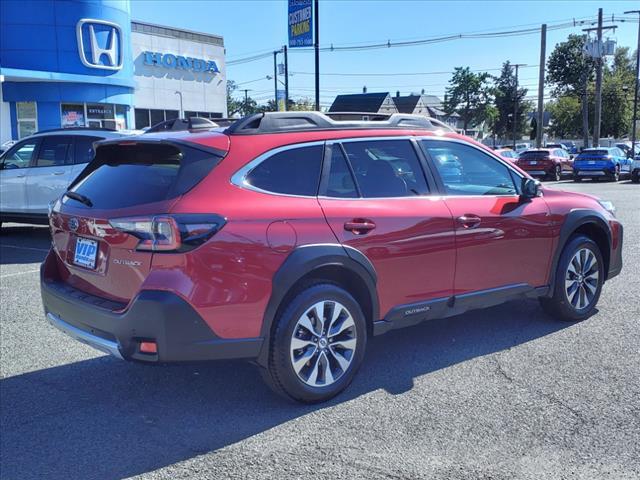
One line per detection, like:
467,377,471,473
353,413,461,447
74,237,98,269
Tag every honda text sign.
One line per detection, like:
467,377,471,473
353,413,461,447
288,0,313,47
76,18,123,70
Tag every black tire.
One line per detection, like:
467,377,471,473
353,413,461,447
632,173,640,184
553,165,562,182
260,283,367,403
573,175,582,182
539,235,604,322
609,165,620,182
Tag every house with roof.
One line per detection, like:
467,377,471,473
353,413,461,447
328,92,398,119
392,92,460,130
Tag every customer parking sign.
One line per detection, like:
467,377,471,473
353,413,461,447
288,0,313,47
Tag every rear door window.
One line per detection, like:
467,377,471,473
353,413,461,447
245,145,323,196
67,142,222,209
324,145,358,198
35,136,73,167
73,136,102,164
341,140,429,197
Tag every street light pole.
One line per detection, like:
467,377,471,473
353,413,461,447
536,25,547,148
284,45,289,111
625,10,640,157
273,50,278,110
175,91,183,118
593,8,604,147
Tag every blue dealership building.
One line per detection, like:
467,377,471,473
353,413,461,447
0,0,226,144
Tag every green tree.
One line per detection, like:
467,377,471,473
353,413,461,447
546,96,583,138
493,61,531,140
547,34,595,145
444,67,493,132
226,80,244,117
600,47,635,138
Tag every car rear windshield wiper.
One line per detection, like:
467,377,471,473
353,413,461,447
64,191,93,208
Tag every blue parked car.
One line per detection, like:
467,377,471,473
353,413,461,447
573,147,632,182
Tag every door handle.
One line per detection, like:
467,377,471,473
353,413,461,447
457,214,482,229
16,174,26,178
344,219,376,235
52,171,65,175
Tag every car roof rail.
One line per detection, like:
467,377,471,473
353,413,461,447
224,111,454,135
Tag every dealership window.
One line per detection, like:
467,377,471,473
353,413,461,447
16,102,37,139
61,103,129,131
61,104,86,128
184,111,223,120
134,109,183,129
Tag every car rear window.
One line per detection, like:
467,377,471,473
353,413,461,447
66,142,223,209
520,151,549,159
580,150,609,156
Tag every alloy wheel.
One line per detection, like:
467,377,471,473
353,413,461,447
555,165,562,181
564,248,599,311
289,300,357,387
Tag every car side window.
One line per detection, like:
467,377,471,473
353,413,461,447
421,140,518,196
1,140,38,169
74,136,102,164
341,139,429,197
35,136,73,167
325,145,358,198
245,145,323,196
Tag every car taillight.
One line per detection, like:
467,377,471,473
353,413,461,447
109,214,226,252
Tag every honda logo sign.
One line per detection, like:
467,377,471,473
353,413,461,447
76,19,123,70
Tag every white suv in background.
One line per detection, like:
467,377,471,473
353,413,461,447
0,129,131,226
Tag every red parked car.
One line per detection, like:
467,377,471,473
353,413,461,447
516,148,573,181
41,112,623,403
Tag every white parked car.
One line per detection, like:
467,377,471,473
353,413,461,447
515,142,531,154
0,129,132,226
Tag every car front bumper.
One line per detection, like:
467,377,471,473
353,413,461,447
40,252,263,363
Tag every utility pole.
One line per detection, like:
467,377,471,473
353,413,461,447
536,24,547,148
583,11,617,148
242,89,251,115
625,10,640,157
593,8,604,147
273,50,278,110
513,63,526,149
314,0,320,111
284,45,289,111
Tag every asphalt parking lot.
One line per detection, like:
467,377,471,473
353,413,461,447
1,180,639,480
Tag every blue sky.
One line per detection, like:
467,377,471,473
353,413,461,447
131,0,639,108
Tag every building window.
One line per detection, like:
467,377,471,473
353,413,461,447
61,104,86,128
135,109,150,129
16,102,37,139
150,109,165,126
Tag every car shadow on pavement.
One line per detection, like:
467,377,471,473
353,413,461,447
0,224,50,265
0,298,571,480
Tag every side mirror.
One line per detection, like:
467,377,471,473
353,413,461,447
521,177,541,199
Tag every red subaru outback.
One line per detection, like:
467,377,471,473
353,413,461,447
41,112,623,403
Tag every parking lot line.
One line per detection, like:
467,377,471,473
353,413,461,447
0,269,40,279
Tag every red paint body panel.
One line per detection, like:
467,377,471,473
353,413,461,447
442,195,554,293
45,126,622,345
319,196,456,316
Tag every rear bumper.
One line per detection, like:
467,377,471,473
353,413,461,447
573,164,616,176
40,254,263,363
518,164,554,176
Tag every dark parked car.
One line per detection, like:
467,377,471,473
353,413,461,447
41,112,623,403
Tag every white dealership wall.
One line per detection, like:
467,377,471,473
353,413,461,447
131,21,227,120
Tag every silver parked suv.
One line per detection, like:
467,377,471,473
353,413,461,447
0,128,132,226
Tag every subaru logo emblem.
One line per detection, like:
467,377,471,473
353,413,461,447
68,218,79,232
76,18,123,71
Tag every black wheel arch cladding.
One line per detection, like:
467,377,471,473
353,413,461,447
256,244,379,367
